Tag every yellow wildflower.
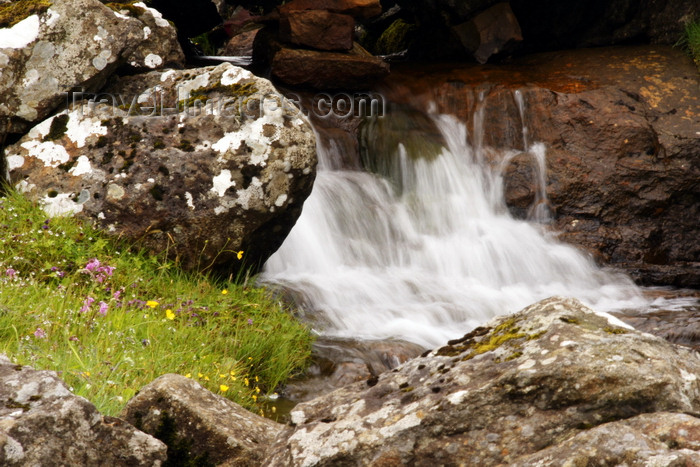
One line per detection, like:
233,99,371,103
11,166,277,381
252,394,257,402
185,373,191,378
219,374,226,378
220,384,229,392
146,300,159,308
198,373,204,378
244,378,249,387
236,251,244,260
221,289,228,295
165,309,175,320
204,375,210,381
255,386,260,393
272,406,276,414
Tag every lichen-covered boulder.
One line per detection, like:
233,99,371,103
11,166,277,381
263,297,700,466
0,0,145,135
122,374,284,466
4,63,317,273
104,1,185,71
0,354,167,466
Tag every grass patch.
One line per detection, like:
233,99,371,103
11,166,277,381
676,18,700,69
0,189,312,417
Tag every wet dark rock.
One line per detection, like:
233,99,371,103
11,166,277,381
268,42,390,90
122,374,282,466
4,63,317,274
224,27,262,57
278,0,382,21
280,9,355,51
0,354,167,466
452,2,523,64
263,296,700,465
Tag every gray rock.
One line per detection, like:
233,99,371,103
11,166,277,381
263,296,700,466
0,354,166,466
122,373,283,466
511,412,700,466
105,1,186,71
0,0,145,135
5,63,317,273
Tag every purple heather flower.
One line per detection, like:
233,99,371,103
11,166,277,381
5,268,16,278
247,318,253,325
33,327,47,339
98,301,108,316
85,258,100,271
113,290,121,300
80,296,95,313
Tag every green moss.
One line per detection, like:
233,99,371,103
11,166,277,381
176,82,258,112
375,19,416,55
0,0,52,29
505,351,523,361
43,114,69,142
604,326,628,335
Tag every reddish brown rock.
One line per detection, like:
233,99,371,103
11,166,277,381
271,43,389,89
280,10,354,51
279,0,382,20
223,27,261,56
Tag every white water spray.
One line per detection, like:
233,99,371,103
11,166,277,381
260,94,647,348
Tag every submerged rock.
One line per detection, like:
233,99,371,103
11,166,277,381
4,63,317,273
0,354,167,466
263,296,700,465
122,374,282,466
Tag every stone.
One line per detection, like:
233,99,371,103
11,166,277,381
105,1,185,71
122,374,283,466
270,42,390,89
510,412,700,466
224,27,262,56
4,63,317,274
279,0,382,20
0,354,167,466
453,2,522,63
0,0,145,136
263,296,700,465
280,9,354,52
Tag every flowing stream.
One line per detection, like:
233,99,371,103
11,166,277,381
260,91,649,349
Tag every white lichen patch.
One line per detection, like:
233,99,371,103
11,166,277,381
69,156,92,176
41,193,83,217
518,359,537,370
185,192,195,210
220,66,255,86
143,26,152,39
160,70,176,82
20,140,70,167
378,411,422,438
135,2,169,27
66,114,107,148
107,184,126,201
43,8,60,27
0,14,40,49
144,53,162,68
447,390,469,405
211,170,236,197
6,155,25,171
274,194,288,207
290,410,306,425
235,177,263,210
92,48,113,71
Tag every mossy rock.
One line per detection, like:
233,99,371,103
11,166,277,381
0,0,52,29
375,19,417,56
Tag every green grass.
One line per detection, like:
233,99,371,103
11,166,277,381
0,189,313,417
676,18,700,69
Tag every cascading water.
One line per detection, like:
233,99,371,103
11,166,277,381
260,91,648,349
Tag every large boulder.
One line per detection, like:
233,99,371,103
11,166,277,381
0,0,145,136
279,0,382,20
122,374,283,466
279,9,355,52
4,63,317,273
0,354,167,466
263,296,700,465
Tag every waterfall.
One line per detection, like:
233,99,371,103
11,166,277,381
260,92,647,349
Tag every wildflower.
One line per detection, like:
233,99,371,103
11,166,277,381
247,318,253,325
244,378,249,387
146,300,159,308
185,373,191,378
221,289,228,295
220,384,229,392
236,251,244,260
252,394,257,402
165,309,175,320
271,406,277,414
98,301,108,316
69,335,79,342
33,327,47,338
85,258,100,271
198,373,204,378
113,290,121,300
255,386,260,394
5,268,16,278
80,296,95,313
